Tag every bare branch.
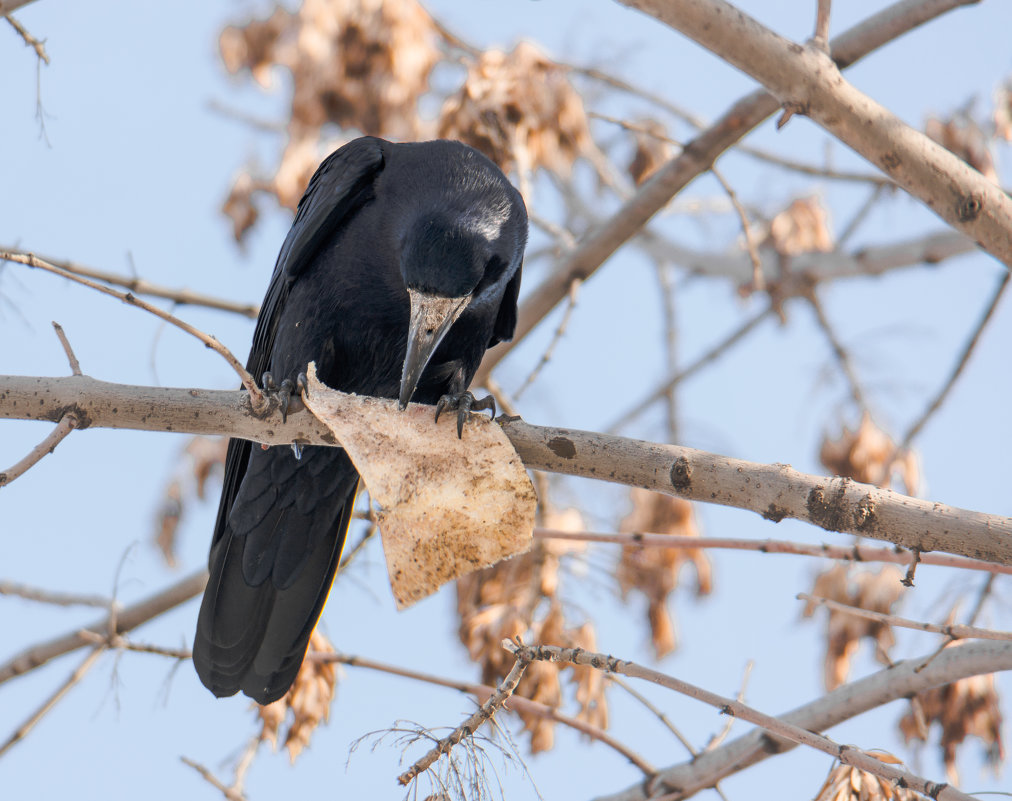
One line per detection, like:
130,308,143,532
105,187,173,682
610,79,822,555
0,580,111,608
798,593,1012,642
813,0,832,51
0,251,263,407
0,646,105,758
51,322,82,375
807,291,866,410
511,641,973,801
595,638,1012,801
0,247,260,318
1,375,1010,565
620,0,1012,268
397,650,530,786
0,569,206,685
0,412,78,488
4,13,48,63
474,0,981,384
180,757,248,801
534,528,1012,576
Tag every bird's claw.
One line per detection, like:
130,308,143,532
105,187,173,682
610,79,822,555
434,391,496,439
261,371,309,424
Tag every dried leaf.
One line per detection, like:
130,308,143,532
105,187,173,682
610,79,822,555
819,413,919,495
627,120,672,185
303,363,537,609
813,753,920,801
899,655,1004,784
438,41,596,177
994,81,1012,142
804,565,905,690
926,113,998,184
154,481,182,568
617,489,711,658
257,631,337,762
764,196,834,257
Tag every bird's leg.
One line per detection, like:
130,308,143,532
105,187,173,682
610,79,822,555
434,366,496,439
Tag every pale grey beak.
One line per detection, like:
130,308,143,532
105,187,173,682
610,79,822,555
398,289,471,409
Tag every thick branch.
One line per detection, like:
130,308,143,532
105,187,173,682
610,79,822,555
1,375,1010,565
594,640,1012,801
620,0,1012,267
474,0,979,383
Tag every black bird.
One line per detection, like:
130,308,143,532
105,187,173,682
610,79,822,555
193,136,527,704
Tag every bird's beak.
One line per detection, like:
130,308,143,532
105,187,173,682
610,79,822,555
399,289,471,409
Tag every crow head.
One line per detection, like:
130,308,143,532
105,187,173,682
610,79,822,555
398,209,519,409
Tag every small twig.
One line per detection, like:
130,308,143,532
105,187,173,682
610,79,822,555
0,580,110,608
0,246,260,318
513,278,581,401
51,322,82,375
5,14,49,64
0,251,264,408
77,630,192,660
813,0,832,52
0,412,78,488
607,675,696,755
901,547,921,587
798,594,1012,642
808,289,867,410
180,757,248,801
711,165,764,291
0,646,105,758
706,660,753,751
607,305,773,432
338,521,377,570
655,261,679,442
836,184,887,248
505,641,972,801
897,269,1010,453
532,528,1012,576
397,647,531,786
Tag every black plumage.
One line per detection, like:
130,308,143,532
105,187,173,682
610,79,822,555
193,136,528,704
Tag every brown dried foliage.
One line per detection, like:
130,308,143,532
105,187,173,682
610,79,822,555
819,412,919,496
220,0,441,240
813,752,920,801
258,631,337,762
803,565,905,690
899,659,1004,784
764,196,834,257
925,113,998,184
627,120,672,186
617,489,711,658
456,508,607,753
152,436,228,567
438,41,596,176
994,82,1012,142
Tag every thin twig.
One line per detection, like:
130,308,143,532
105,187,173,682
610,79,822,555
798,594,1012,642
533,528,1012,576
397,649,531,786
180,757,248,801
0,580,110,608
513,278,581,401
808,289,867,410
5,14,49,63
0,412,78,488
836,183,887,248
813,0,832,52
705,660,753,751
51,322,82,375
0,646,105,758
506,641,972,801
77,630,192,659
0,251,263,406
655,261,679,442
607,305,773,432
0,246,260,318
711,165,764,290
898,269,1010,452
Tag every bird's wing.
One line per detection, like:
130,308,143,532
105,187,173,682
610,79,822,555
209,137,385,554
489,264,523,347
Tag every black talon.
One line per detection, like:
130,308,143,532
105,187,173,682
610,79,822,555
278,378,295,423
434,391,496,439
296,372,309,398
261,371,277,391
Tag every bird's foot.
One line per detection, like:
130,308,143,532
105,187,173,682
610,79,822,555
261,371,309,424
434,391,496,439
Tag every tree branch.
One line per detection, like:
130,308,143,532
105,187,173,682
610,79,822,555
593,640,1012,801
619,0,1012,268
474,0,980,383
1,375,1010,565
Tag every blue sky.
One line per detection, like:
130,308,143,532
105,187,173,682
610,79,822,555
2,1,1011,799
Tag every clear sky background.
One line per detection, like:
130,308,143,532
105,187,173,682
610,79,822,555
2,1,1011,799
